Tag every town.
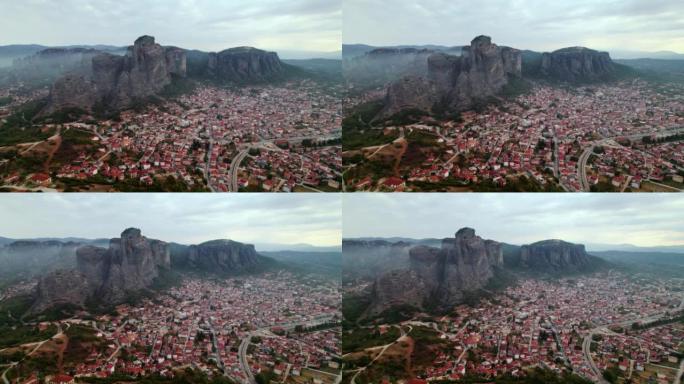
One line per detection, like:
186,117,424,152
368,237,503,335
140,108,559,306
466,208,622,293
343,272,684,384
0,80,342,192
343,80,684,192
0,272,342,384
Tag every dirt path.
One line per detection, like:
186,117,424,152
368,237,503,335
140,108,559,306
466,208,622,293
55,334,67,373
43,134,62,173
402,335,415,377
392,138,408,176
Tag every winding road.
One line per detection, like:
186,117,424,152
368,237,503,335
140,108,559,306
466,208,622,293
228,149,249,192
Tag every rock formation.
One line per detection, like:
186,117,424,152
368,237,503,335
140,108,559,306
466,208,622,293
367,228,503,315
29,270,92,315
380,36,521,118
44,35,186,114
30,228,170,314
518,239,591,273
186,47,288,84
540,47,615,83
173,239,264,274
207,47,284,83
360,229,604,318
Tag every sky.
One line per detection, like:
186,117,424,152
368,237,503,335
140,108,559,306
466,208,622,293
343,0,684,54
343,194,684,248
0,194,341,247
0,0,341,55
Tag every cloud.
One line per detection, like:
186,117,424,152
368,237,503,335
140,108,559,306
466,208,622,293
0,0,341,53
343,194,684,247
0,194,342,246
343,0,684,53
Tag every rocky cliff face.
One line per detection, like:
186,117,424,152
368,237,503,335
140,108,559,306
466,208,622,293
30,270,92,315
30,228,170,314
539,47,615,83
44,35,186,114
380,36,521,118
518,239,591,273
177,239,263,274
367,228,502,315
205,47,285,83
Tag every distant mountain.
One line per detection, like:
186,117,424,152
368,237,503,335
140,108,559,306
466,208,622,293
609,50,684,60
0,44,126,67
591,250,684,265
342,44,462,59
261,250,341,277
277,50,341,60
0,236,16,246
351,237,443,247
586,243,684,253
282,58,342,83
254,243,342,253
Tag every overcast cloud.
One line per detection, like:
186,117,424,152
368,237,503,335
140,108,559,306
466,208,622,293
0,0,341,54
343,0,684,53
343,194,684,247
0,194,341,246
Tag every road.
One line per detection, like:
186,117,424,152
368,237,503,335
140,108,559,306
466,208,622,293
675,357,684,384
204,139,216,192
229,149,249,192
582,331,608,384
238,336,256,384
577,145,595,191
1,363,16,384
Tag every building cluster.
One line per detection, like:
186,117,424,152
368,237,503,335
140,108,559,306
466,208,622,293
590,323,683,384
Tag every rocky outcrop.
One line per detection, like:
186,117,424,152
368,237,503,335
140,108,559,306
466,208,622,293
206,47,285,83
30,228,170,314
380,36,521,118
30,270,92,315
540,47,615,83
176,239,263,274
518,239,591,273
44,35,186,114
367,228,503,315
